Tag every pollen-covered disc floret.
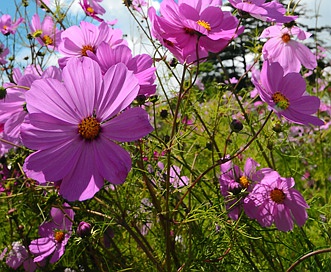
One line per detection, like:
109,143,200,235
81,44,95,56
197,20,211,31
272,92,290,110
78,116,100,140
54,231,65,243
270,188,286,203
281,33,291,43
239,176,250,188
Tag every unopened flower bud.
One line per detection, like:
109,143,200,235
230,119,243,133
0,87,7,99
77,221,92,238
160,109,168,119
272,123,282,133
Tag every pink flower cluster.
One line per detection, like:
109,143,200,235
220,158,309,232
0,8,156,201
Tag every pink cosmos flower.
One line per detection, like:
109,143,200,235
244,170,309,232
58,21,126,68
5,241,37,271
228,0,296,23
79,0,106,22
29,204,75,263
252,60,323,126
0,14,24,35
132,0,148,12
29,14,62,50
21,57,153,201
219,158,260,220
148,0,243,64
260,23,317,73
155,162,189,188
0,65,62,143
88,42,156,96
0,43,9,65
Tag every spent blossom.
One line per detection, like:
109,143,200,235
21,57,153,201
29,204,75,263
252,60,324,126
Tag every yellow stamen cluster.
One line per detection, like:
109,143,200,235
270,188,286,204
239,176,250,188
87,6,94,14
81,44,95,56
272,92,290,110
54,231,65,243
197,20,211,31
78,116,101,140
42,35,53,45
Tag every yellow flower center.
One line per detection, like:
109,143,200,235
42,35,53,45
87,6,94,14
81,44,95,56
270,188,286,204
78,116,101,140
272,92,290,110
197,20,211,31
54,231,65,243
32,29,43,38
282,33,291,43
239,176,250,188
3,25,8,30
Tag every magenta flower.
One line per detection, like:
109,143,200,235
0,43,9,65
0,14,24,35
228,0,296,23
21,57,153,201
76,221,92,238
30,14,62,50
132,0,148,12
157,162,189,188
58,21,126,68
219,158,260,220
79,0,106,22
5,241,37,271
244,171,309,232
29,204,75,263
260,23,317,73
148,0,243,64
252,60,324,126
0,65,62,143
88,42,156,96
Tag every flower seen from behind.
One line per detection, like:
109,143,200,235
21,57,153,201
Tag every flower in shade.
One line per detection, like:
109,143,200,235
244,170,309,232
148,0,243,64
157,161,189,188
58,21,126,68
0,43,9,65
79,0,106,22
76,221,92,238
228,0,296,23
21,57,153,201
5,241,37,272
29,204,75,263
29,14,62,50
0,14,24,35
88,42,156,97
252,60,324,126
219,157,261,220
260,23,317,73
